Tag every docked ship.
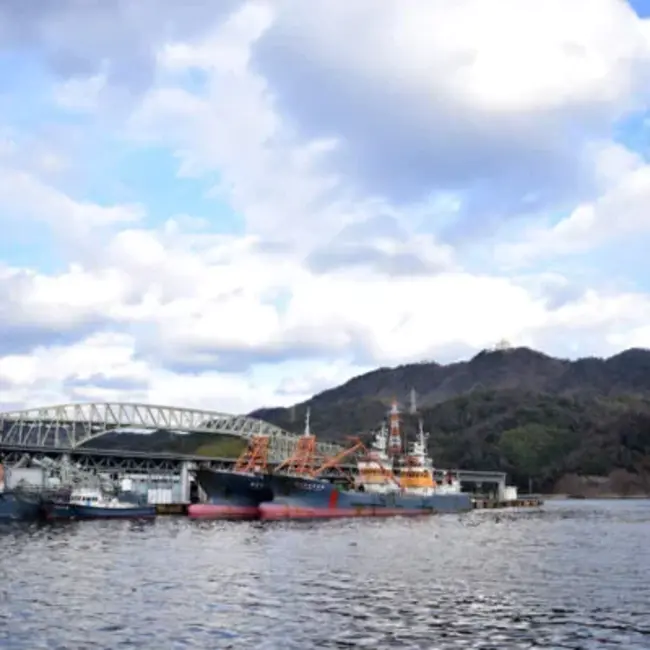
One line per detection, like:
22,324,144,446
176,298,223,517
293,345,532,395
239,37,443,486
0,490,43,521
188,434,274,520
258,402,472,520
0,464,71,521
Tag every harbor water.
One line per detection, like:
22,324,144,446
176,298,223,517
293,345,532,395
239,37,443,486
0,499,649,649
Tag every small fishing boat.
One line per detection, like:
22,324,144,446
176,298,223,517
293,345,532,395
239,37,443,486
44,487,156,520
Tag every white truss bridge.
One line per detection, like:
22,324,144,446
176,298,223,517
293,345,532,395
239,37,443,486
0,402,342,462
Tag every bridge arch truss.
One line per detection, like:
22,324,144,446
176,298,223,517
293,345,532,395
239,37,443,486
0,402,342,462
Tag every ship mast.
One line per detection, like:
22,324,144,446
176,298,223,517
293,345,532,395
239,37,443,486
274,407,318,475
304,407,311,437
417,418,427,448
388,400,402,457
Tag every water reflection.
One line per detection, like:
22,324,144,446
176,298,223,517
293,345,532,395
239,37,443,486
0,500,649,648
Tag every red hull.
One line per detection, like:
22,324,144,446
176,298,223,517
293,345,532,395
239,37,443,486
258,503,434,520
187,504,259,520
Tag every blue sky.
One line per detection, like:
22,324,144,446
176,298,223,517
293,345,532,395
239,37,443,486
631,0,650,16
1,0,650,413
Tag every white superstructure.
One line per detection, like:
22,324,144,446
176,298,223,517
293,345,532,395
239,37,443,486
355,424,399,494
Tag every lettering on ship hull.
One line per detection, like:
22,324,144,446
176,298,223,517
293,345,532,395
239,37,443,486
296,481,326,492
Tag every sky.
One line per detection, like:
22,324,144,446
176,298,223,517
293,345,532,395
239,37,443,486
2,0,650,414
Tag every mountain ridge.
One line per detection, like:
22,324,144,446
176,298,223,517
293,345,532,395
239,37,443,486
251,346,650,428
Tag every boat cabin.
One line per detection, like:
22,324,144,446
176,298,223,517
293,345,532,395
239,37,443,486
68,488,134,509
355,426,399,493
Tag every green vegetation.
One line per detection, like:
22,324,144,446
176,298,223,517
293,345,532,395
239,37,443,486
193,437,247,458
84,430,247,459
424,390,650,491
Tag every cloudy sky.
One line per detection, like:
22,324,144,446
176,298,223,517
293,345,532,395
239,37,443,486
1,0,650,414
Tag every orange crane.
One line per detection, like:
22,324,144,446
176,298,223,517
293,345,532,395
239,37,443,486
234,435,270,474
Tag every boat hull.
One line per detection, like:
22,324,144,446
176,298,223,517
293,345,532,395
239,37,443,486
187,503,260,520
0,491,43,521
44,502,156,520
43,503,75,520
188,469,273,520
74,504,156,519
259,474,473,520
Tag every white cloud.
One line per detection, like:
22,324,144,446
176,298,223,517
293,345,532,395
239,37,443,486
263,0,650,113
0,332,292,413
130,5,349,244
0,168,142,231
53,71,107,113
2,0,650,416
247,0,650,214
3,207,650,412
0,264,135,332
496,160,650,265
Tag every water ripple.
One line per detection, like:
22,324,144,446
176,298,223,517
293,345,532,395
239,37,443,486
0,500,649,648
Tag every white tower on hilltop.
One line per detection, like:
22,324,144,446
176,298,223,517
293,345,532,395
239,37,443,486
495,339,511,351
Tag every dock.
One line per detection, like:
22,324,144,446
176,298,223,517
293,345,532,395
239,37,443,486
155,503,188,516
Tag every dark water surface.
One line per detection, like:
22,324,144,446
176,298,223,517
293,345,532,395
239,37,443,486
1,499,649,649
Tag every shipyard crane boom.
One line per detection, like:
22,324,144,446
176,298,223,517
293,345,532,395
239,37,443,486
274,408,320,475
234,434,270,473
312,438,365,477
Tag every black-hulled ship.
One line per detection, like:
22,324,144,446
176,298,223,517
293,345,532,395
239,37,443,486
0,464,72,521
188,435,273,520
0,490,43,521
188,468,273,519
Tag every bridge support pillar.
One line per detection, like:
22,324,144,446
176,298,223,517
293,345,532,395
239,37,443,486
497,480,506,502
180,461,191,503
